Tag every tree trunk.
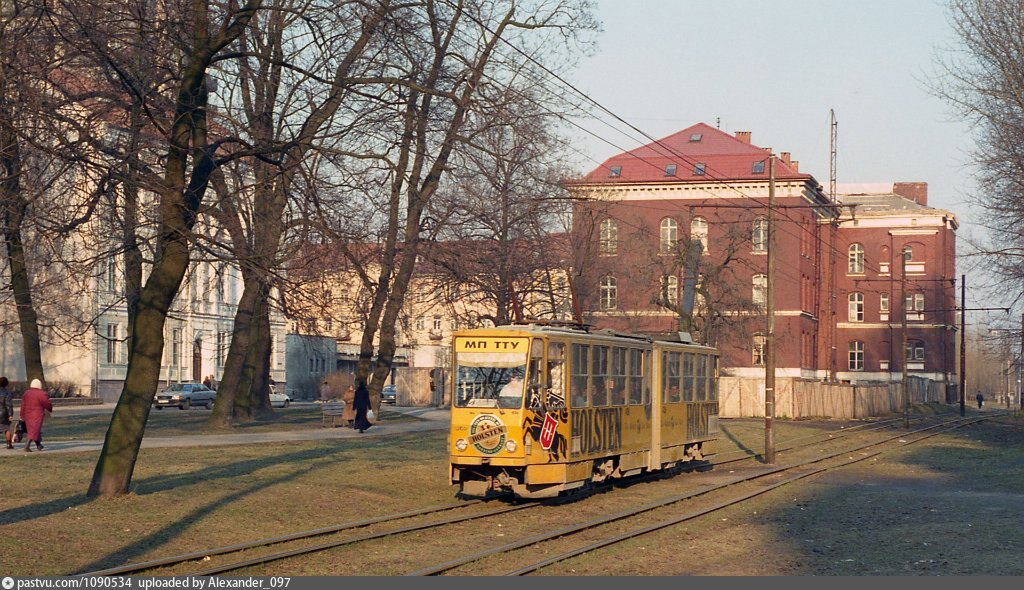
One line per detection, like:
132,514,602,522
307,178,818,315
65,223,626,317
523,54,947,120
88,0,263,496
0,103,45,384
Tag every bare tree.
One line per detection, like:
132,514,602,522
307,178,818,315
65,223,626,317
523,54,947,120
64,0,266,497
933,0,1024,308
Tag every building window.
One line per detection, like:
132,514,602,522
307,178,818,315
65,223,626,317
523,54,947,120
171,328,181,368
848,292,864,322
691,217,708,254
432,316,443,331
880,292,890,321
906,340,925,362
661,275,678,307
599,219,618,255
848,243,864,274
693,162,706,175
105,323,120,364
664,164,677,176
849,341,864,371
609,165,621,177
216,331,230,368
906,293,925,320
600,275,617,310
659,218,678,254
105,256,117,292
752,217,768,252
752,335,766,366
752,274,767,309
415,316,425,331
689,133,703,142
752,160,765,174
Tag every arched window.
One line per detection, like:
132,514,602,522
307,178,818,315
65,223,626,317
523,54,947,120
848,341,864,371
691,217,709,255
600,275,617,310
752,274,767,308
661,275,678,307
906,340,925,362
599,219,618,255
848,292,864,322
752,335,766,366
752,217,768,252
659,218,678,254
848,243,864,274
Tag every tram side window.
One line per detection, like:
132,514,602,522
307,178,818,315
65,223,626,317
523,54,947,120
709,355,719,401
546,342,566,409
682,352,694,401
695,353,707,401
592,345,610,406
663,351,681,403
570,344,589,407
643,350,653,406
610,347,627,405
628,348,644,405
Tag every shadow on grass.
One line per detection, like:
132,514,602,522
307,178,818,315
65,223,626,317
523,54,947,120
0,444,346,531
748,420,1024,575
72,445,350,574
718,422,759,462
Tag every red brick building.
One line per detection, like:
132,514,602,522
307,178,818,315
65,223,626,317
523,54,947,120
568,123,957,389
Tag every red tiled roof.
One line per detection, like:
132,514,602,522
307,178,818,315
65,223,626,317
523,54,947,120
575,122,809,184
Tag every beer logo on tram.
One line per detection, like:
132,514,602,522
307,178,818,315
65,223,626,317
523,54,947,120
539,413,559,450
468,415,507,455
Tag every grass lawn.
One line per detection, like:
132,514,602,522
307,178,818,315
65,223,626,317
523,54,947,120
0,431,454,576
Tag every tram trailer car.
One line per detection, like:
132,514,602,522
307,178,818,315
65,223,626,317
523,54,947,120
448,324,719,499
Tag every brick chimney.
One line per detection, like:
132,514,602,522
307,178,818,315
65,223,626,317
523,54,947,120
735,131,751,144
780,152,791,166
893,182,927,206
791,160,799,172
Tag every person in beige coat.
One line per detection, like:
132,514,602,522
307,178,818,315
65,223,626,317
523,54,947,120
342,385,356,428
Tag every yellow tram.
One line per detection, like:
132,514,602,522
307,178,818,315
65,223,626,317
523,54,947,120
448,322,719,498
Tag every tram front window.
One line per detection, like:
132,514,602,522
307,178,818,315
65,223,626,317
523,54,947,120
454,352,528,409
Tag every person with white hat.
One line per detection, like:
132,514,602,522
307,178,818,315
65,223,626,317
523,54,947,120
19,378,52,452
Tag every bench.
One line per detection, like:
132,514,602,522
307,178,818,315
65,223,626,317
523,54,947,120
321,401,346,427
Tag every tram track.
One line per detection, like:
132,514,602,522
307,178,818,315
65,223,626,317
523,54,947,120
78,411,989,577
410,412,1003,575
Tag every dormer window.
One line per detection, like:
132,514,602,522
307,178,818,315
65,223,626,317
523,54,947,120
609,165,621,178
664,164,677,176
689,133,703,142
693,163,706,176
752,160,765,174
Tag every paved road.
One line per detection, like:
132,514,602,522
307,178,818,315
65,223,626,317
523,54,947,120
2,404,451,455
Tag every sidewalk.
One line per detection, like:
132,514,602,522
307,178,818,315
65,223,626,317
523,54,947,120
4,405,451,455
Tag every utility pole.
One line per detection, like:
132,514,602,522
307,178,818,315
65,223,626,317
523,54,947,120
1020,313,1023,411
959,274,966,417
764,154,777,464
902,247,910,429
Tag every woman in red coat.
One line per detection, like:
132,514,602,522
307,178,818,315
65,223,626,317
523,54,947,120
20,378,52,452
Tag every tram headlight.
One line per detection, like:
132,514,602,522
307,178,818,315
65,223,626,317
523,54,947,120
505,440,517,453
455,438,468,452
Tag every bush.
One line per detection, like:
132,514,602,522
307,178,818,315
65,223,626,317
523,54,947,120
8,380,81,399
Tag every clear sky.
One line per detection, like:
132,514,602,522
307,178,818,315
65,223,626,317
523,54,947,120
565,0,1000,311
568,0,972,217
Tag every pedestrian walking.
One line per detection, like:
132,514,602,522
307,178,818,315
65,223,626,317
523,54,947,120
1,376,14,449
320,380,331,403
976,392,984,409
20,378,52,452
342,384,356,428
353,383,373,433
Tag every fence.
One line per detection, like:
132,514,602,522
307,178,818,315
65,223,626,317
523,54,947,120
719,376,951,420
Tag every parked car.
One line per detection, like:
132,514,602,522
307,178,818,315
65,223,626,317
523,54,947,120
269,385,291,408
381,384,397,405
154,382,216,410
